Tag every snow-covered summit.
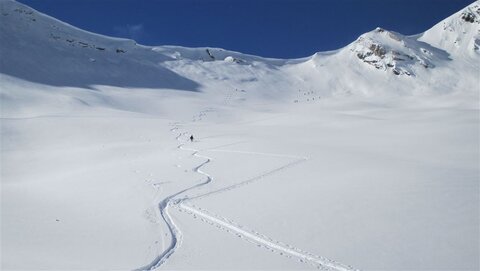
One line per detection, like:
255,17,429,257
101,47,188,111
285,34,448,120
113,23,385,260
419,0,480,57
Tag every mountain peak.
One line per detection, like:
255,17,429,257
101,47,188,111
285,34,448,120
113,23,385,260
419,0,480,57
348,27,448,76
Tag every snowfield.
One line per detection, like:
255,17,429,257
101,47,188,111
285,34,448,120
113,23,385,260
1,0,479,270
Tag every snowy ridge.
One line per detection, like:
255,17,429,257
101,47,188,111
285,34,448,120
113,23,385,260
419,0,480,57
1,0,479,100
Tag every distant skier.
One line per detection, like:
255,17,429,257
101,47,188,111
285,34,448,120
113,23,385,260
190,135,194,142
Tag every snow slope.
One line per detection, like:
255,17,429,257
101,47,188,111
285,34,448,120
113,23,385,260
1,0,479,270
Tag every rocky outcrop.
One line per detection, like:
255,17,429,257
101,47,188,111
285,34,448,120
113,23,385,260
461,6,479,23
350,28,443,76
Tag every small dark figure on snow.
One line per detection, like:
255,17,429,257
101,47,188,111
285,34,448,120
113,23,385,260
190,135,194,142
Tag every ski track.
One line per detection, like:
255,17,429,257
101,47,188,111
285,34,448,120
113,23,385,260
177,204,355,271
140,110,358,271
136,141,213,271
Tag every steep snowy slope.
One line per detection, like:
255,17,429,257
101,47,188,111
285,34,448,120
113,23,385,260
0,0,293,92
420,1,480,57
0,0,202,90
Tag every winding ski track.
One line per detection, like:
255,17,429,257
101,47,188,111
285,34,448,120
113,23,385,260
136,141,213,271
139,121,357,271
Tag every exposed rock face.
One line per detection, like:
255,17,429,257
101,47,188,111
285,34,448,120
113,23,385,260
369,43,387,57
461,6,480,23
205,48,215,61
350,27,448,76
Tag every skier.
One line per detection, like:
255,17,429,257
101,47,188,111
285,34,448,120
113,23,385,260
190,135,194,142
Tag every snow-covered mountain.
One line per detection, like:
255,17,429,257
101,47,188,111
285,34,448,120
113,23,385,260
420,1,480,57
1,1,479,271
0,0,478,106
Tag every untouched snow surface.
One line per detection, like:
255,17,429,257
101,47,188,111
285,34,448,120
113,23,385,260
1,0,479,270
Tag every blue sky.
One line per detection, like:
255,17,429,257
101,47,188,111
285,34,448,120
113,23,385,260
19,0,473,58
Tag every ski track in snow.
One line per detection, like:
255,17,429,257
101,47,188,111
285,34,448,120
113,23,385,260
136,141,213,271
140,112,358,271
178,204,354,271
